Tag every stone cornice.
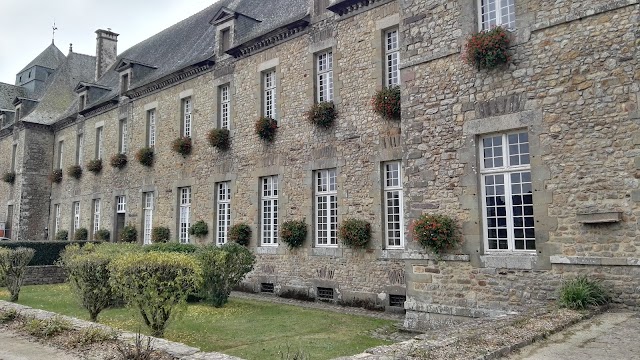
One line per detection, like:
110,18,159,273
327,0,395,18
82,102,118,120
126,61,214,99
226,17,310,58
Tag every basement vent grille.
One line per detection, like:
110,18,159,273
260,283,275,293
389,295,406,308
317,287,334,300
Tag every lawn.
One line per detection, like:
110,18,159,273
0,284,395,359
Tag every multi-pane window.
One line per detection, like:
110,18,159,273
316,50,333,102
182,98,192,138
73,202,80,232
76,134,84,166
315,169,338,247
57,140,64,169
54,204,60,235
216,182,231,245
147,109,156,147
479,0,515,30
179,187,191,244
481,132,535,252
96,127,104,160
11,144,17,172
119,120,128,154
116,196,126,214
261,176,278,246
384,162,403,248
92,199,101,237
219,85,230,130
263,70,276,119
385,29,400,87
143,192,154,245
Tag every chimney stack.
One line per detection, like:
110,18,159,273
95,29,119,81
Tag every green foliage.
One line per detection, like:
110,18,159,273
1,241,100,266
64,251,115,322
115,330,154,360
67,165,83,180
208,128,230,151
23,315,72,338
338,219,371,249
197,243,255,307
109,252,202,337
307,102,336,128
464,26,511,70
558,275,611,310
280,220,307,250
0,308,18,323
255,117,278,142
151,227,171,243
110,153,128,169
189,220,209,238
143,242,198,254
371,86,401,120
411,214,460,255
49,169,63,183
86,159,103,174
55,230,69,241
119,224,138,243
74,228,89,241
0,247,35,301
2,171,15,185
135,147,154,167
172,136,192,156
68,326,118,347
228,223,251,246
94,229,111,241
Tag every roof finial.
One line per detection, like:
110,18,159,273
52,20,58,44
69,43,73,53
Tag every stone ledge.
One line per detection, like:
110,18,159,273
532,0,639,32
480,255,539,270
380,250,470,262
550,256,640,266
576,212,622,224
400,48,460,70
254,246,278,255
404,298,507,319
311,247,343,257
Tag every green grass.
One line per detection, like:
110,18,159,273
0,284,394,359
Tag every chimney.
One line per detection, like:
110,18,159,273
95,29,119,81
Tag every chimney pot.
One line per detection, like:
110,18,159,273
95,29,119,81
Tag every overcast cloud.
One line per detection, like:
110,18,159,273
0,0,217,84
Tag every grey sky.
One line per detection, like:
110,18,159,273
0,0,216,84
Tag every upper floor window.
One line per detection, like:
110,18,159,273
182,98,192,137
263,70,276,120
95,126,104,160
219,84,231,130
220,28,231,52
120,73,130,93
316,50,333,102
72,201,81,232
15,107,21,121
11,144,17,172
147,109,156,147
76,134,84,166
56,140,64,169
479,0,515,31
119,120,128,154
385,28,400,87
79,94,86,111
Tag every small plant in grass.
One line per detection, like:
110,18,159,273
255,117,278,142
558,275,610,310
67,165,83,179
410,214,460,255
151,227,171,243
2,172,16,185
64,252,115,322
0,247,35,302
68,326,118,347
74,227,89,241
55,230,69,241
119,224,138,243
86,159,103,174
110,153,128,169
463,26,511,70
307,102,336,128
208,128,230,150
0,308,18,324
172,136,192,156
49,169,63,183
338,219,371,249
115,329,154,360
135,147,154,167
189,220,209,238
371,86,401,120
280,220,307,250
23,316,72,338
94,229,110,241
197,243,255,307
228,223,251,246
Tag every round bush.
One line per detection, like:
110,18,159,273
74,228,89,241
208,128,230,151
228,223,251,246
67,165,83,180
151,227,171,243
94,229,110,241
2,172,16,185
110,154,128,169
280,220,307,250
371,86,401,120
189,220,209,238
338,219,371,249
172,137,192,156
135,147,154,167
307,102,336,128
55,230,69,241
255,117,277,142
86,159,103,174
119,225,137,243
411,214,460,255
49,169,63,183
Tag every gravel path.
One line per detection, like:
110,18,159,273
0,329,81,360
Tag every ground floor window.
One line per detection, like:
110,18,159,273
216,182,231,245
315,169,337,247
384,161,403,248
261,176,278,246
179,187,191,244
143,192,154,244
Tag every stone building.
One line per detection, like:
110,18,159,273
0,0,638,329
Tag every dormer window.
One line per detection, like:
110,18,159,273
79,94,86,111
15,107,21,121
221,28,231,52
121,73,130,93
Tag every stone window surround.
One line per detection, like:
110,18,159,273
14,105,21,121
179,89,194,138
207,172,237,245
94,121,104,160
477,0,516,31
257,58,281,121
78,91,88,111
171,179,194,244
75,132,84,166
216,21,234,57
307,39,340,106
71,201,81,236
55,137,64,170
213,74,235,131
118,119,127,154
375,14,400,88
259,175,279,247
120,69,132,94
251,159,286,254
215,181,231,246
112,190,128,240
144,102,157,148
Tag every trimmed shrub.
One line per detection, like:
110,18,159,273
74,227,89,241
67,165,83,180
280,220,307,250
64,252,114,321
338,219,371,249
135,147,154,167
151,227,171,243
1,241,99,266
86,159,103,174
94,229,110,241
119,224,138,243
307,101,336,128
2,172,15,185
208,128,230,151
559,275,611,310
411,214,460,255
110,153,128,169
197,243,255,307
255,117,277,142
172,136,192,156
372,86,401,120
189,220,209,238
49,169,63,183
55,230,69,241
464,26,511,70
0,247,35,301
143,242,198,254
228,223,251,246
109,252,202,337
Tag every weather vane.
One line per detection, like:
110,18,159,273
52,21,58,44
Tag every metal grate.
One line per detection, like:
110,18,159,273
389,295,406,308
260,283,275,293
317,287,334,300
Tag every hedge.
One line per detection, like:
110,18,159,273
0,241,101,266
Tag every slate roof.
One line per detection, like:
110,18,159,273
18,43,66,73
0,82,27,111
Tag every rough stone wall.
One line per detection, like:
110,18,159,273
0,129,19,237
22,265,66,286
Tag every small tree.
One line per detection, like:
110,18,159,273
74,227,89,241
64,252,114,322
228,223,251,246
280,220,307,250
338,219,371,249
0,247,36,302
109,252,202,337
151,227,171,243
197,243,255,307
119,224,138,243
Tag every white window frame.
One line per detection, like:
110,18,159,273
143,192,154,245
183,98,192,138
384,28,400,87
116,196,126,214
220,84,230,130
316,50,333,102
179,187,191,244
119,120,128,154
93,199,101,236
57,140,64,169
216,182,231,245
478,0,515,31
263,70,276,119
148,109,156,148
480,131,535,253
96,127,104,160
261,176,278,246
54,204,60,235
73,202,80,231
384,161,404,249
315,169,338,247
76,134,84,166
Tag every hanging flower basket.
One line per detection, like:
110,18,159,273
255,117,278,142
307,102,336,128
410,214,460,255
172,136,192,156
280,220,307,250
371,86,401,120
67,165,83,180
463,26,511,70
49,169,63,183
110,154,128,169
2,172,15,185
208,128,230,151
136,147,154,167
86,159,103,174
338,218,371,249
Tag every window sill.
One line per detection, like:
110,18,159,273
480,254,538,270
255,246,278,255
311,247,342,257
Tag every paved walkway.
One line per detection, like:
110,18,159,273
0,329,81,360
507,311,640,360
